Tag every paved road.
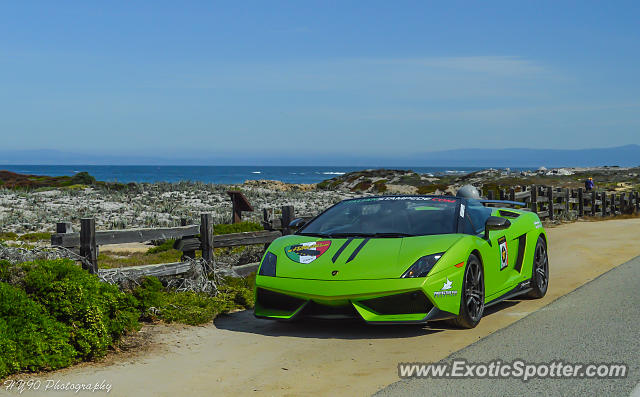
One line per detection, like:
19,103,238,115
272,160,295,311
375,256,640,397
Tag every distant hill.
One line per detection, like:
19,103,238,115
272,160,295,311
0,144,638,167
405,144,640,167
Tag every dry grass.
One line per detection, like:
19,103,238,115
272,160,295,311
98,249,184,269
97,245,257,269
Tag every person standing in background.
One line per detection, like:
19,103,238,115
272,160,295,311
585,177,594,191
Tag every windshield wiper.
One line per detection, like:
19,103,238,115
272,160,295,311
318,232,416,238
296,232,331,237
369,232,416,238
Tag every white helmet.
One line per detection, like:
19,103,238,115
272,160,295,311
456,185,481,199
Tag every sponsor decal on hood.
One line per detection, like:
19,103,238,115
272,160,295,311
285,241,332,264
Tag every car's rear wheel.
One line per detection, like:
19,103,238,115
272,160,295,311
527,236,549,298
453,254,484,329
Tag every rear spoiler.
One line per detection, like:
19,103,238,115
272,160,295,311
480,199,527,207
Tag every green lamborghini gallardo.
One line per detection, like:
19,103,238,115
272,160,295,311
254,193,549,328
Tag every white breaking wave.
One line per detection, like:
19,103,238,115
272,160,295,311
251,171,261,174
322,172,346,175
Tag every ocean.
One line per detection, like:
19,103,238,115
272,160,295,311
0,165,522,185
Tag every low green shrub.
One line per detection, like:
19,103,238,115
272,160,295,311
160,291,229,325
132,276,164,320
146,239,176,254
1,259,139,361
373,179,388,193
0,232,18,241
0,282,76,378
70,172,96,185
130,274,256,326
0,259,256,379
18,232,51,242
214,222,263,235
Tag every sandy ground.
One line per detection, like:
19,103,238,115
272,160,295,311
7,218,640,397
99,242,152,253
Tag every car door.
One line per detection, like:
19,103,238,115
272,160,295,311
465,200,517,298
486,223,519,296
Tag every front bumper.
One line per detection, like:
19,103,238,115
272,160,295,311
254,273,461,324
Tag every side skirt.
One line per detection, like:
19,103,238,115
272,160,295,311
485,279,533,307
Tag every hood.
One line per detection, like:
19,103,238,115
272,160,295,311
269,234,463,280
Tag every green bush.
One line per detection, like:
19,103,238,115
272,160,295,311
132,277,164,320
160,291,229,325
0,282,76,378
0,232,18,241
70,172,96,185
2,259,139,361
130,274,256,326
214,222,263,235
146,239,176,254
373,179,388,193
0,259,256,379
18,232,51,242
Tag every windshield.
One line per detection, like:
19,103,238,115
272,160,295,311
299,196,458,237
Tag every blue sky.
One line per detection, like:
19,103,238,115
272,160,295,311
1,1,639,161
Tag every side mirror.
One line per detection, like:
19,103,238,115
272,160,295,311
484,216,511,240
289,218,308,229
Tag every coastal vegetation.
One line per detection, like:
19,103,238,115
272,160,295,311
0,258,255,379
317,167,640,195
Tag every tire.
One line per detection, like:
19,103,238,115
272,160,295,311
453,254,485,329
527,236,549,298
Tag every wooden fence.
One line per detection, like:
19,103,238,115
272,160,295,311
483,186,640,221
50,205,304,278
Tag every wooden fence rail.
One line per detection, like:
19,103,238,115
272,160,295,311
483,186,640,221
51,205,300,277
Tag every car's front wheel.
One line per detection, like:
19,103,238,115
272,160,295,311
453,254,485,329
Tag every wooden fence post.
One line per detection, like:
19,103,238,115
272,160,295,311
56,222,73,234
563,188,570,218
281,205,295,236
80,218,98,274
577,188,584,217
610,193,617,216
620,193,626,214
530,185,538,213
591,191,597,216
547,186,554,221
200,213,214,263
499,189,506,200
487,190,494,200
635,191,639,213
601,192,607,217
509,188,515,202
180,218,196,260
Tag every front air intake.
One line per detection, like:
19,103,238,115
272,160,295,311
256,288,306,312
360,291,433,315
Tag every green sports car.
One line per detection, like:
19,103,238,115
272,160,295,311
254,192,549,328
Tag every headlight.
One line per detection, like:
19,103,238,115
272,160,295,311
401,253,444,278
258,252,277,277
